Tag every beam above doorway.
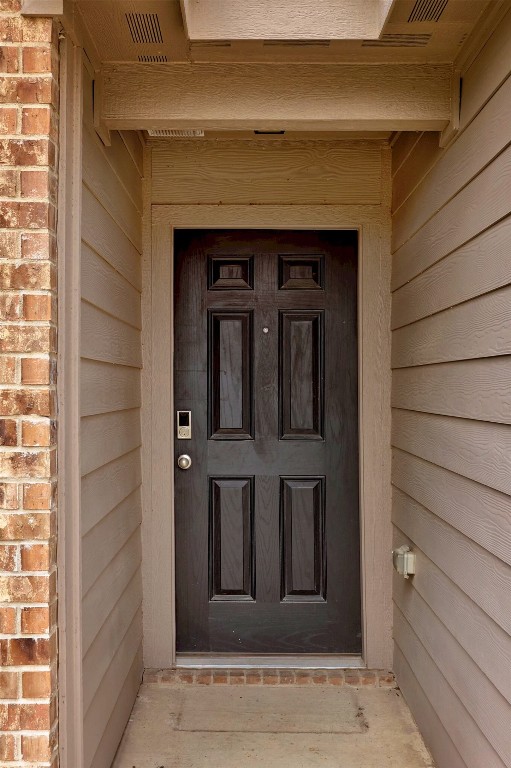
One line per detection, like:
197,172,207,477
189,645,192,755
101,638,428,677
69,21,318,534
99,62,453,132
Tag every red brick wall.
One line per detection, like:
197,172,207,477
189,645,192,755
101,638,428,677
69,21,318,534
0,3,58,765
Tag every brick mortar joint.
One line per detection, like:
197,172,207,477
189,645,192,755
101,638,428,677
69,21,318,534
0,40,53,44
0,72,54,78
0,197,57,203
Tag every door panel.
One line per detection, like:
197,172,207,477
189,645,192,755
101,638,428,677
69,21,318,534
210,477,254,600
209,311,253,439
280,311,323,439
174,230,360,654
281,476,325,601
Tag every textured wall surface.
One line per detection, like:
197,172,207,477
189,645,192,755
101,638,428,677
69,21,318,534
391,10,511,768
0,3,59,765
80,63,144,768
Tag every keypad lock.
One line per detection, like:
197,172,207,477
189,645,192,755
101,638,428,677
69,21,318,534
177,410,192,440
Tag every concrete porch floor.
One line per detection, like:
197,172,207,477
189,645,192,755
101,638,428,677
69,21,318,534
112,678,434,768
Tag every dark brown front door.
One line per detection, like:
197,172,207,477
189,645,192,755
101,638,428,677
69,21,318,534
174,230,360,654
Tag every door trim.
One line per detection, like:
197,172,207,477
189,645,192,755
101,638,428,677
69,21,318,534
57,37,85,767
144,204,392,669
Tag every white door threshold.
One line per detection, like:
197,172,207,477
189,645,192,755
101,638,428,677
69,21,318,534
175,653,365,669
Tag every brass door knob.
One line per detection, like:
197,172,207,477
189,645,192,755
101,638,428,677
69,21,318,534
177,454,192,470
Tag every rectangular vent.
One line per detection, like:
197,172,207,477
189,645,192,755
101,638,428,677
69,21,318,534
147,129,205,138
138,54,168,63
363,33,431,47
126,13,163,44
263,40,330,47
191,40,232,48
408,0,448,22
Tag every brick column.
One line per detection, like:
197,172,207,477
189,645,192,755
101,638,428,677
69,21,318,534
0,3,59,765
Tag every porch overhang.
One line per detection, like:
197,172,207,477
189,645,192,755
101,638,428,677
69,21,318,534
98,61,453,133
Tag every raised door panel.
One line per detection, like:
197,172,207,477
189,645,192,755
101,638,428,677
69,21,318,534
281,477,326,601
279,255,324,290
210,477,254,600
209,255,253,290
209,311,253,439
280,311,324,440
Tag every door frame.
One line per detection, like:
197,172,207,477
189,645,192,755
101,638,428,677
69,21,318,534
143,204,392,670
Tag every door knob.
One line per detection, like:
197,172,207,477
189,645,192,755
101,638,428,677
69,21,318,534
177,454,192,470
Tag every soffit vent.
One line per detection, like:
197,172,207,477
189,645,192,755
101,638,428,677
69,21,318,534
126,12,163,44
138,54,168,62
190,40,232,48
263,40,330,47
147,129,205,138
363,33,431,47
408,0,449,22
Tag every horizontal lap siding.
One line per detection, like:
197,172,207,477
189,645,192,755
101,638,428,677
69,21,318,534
80,66,144,768
391,13,511,768
151,139,384,205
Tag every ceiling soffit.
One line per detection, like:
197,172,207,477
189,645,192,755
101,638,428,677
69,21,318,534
73,0,490,64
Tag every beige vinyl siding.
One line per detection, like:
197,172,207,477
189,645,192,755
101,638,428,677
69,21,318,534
80,65,144,768
391,12,511,768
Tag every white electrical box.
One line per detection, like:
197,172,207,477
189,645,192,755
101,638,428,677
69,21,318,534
392,545,416,579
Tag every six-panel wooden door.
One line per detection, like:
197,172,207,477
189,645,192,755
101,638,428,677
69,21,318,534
174,230,361,653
